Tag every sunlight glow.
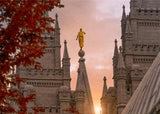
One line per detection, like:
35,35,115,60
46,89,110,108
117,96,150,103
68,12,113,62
95,65,105,70
95,106,102,114
70,64,77,72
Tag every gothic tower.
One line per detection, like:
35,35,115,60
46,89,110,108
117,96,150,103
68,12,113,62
16,14,71,113
116,48,127,114
101,77,107,114
75,50,95,114
123,0,160,94
101,0,160,113
16,12,95,113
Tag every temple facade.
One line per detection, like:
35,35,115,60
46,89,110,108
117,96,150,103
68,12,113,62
101,0,160,114
16,14,95,114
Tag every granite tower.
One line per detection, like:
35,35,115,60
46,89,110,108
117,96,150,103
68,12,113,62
16,14,95,114
101,0,160,113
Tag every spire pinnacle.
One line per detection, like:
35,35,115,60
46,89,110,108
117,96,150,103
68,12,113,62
122,5,126,21
63,40,69,58
113,39,119,57
55,13,59,29
76,50,95,114
56,13,58,19
115,39,117,44
123,5,125,10
102,76,107,97
104,76,107,82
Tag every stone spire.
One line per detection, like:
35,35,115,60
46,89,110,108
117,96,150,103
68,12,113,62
113,39,119,76
63,40,69,58
54,13,61,68
121,5,127,36
113,39,119,58
55,13,60,29
113,39,119,88
102,76,107,98
55,13,60,44
76,50,95,114
117,47,125,69
62,40,70,88
122,5,126,21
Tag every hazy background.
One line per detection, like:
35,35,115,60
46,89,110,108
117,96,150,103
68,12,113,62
50,0,130,113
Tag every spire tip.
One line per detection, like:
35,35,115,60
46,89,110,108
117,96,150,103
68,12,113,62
103,76,107,81
115,39,117,44
123,5,125,9
56,13,58,19
64,40,67,44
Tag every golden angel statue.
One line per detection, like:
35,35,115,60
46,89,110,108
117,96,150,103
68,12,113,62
76,28,86,50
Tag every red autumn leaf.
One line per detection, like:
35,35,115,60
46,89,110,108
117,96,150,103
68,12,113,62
0,0,63,113
32,107,45,114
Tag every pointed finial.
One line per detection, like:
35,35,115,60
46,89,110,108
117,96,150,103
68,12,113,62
64,40,67,45
56,13,58,19
63,40,69,58
122,5,126,21
103,76,107,81
115,39,117,44
102,76,107,97
123,5,125,10
113,39,119,58
55,13,60,30
123,5,126,14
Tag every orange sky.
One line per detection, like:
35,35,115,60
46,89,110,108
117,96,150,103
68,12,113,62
50,0,129,113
